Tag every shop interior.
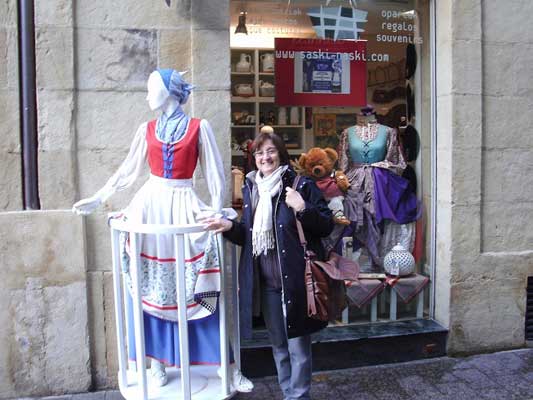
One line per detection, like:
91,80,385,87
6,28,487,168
229,0,433,336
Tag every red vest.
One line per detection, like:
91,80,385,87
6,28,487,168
146,118,200,179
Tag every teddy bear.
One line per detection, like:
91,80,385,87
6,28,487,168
295,147,351,225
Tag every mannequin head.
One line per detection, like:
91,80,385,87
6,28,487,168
146,71,170,111
146,69,194,113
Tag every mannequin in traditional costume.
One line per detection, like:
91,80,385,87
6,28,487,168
73,69,252,391
337,106,419,269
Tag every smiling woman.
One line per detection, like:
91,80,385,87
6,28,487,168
203,127,334,399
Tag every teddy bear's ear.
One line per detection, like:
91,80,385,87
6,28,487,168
298,153,307,169
324,148,338,163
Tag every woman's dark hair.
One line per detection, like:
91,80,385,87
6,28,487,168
251,130,290,167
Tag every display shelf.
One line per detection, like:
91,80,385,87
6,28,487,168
232,149,304,157
231,96,275,103
230,47,307,153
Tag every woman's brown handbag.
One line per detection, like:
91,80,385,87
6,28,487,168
292,177,359,322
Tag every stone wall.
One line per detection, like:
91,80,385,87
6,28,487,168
435,0,533,354
0,0,22,210
0,211,90,398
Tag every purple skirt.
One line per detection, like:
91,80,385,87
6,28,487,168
373,167,420,224
331,166,420,266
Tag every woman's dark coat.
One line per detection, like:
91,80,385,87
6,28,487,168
224,168,334,340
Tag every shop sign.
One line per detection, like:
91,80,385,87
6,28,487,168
275,38,367,107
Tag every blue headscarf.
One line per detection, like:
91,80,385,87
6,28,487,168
155,69,194,143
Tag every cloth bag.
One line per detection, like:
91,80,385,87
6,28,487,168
293,177,360,322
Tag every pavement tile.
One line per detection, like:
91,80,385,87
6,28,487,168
478,388,525,400
310,381,344,399
336,386,378,400
394,363,458,387
435,381,482,399
397,375,442,397
490,373,533,398
451,368,501,390
455,352,527,375
372,389,410,400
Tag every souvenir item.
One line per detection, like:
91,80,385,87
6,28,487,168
259,80,275,97
290,107,299,125
234,83,254,97
260,52,275,72
383,243,415,276
277,107,287,125
235,53,252,72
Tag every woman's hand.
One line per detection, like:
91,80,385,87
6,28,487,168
285,187,305,212
202,216,233,234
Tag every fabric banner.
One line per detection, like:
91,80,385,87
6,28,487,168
275,38,367,106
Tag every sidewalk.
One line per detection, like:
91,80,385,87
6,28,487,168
235,348,533,400
30,349,533,400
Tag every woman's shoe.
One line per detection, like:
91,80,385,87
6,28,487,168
150,359,168,387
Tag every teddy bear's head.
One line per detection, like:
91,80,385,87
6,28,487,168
298,147,338,179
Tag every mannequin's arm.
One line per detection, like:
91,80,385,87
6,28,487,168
198,119,225,212
372,126,406,175
72,122,148,215
337,129,350,172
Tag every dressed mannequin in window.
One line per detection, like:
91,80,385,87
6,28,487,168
337,106,419,269
73,69,252,392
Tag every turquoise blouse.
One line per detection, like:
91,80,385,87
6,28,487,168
347,124,388,164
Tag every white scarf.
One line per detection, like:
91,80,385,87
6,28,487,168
252,165,288,257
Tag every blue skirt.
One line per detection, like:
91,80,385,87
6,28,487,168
126,293,234,367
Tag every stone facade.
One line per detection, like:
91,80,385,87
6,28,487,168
434,0,533,353
1,0,533,397
0,211,90,398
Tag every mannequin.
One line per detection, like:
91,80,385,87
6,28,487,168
73,69,252,392
337,105,419,270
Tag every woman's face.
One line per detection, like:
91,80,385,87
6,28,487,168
255,139,280,177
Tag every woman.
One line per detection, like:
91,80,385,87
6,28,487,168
204,129,334,399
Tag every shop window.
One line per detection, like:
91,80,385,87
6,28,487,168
230,0,433,330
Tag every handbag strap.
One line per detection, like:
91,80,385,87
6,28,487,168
291,175,307,251
292,175,319,318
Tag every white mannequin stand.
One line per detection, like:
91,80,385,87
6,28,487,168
73,71,253,398
109,219,240,400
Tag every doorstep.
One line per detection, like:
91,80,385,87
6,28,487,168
241,318,448,378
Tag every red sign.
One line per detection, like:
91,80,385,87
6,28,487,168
275,38,367,107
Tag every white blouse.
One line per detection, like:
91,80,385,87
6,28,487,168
92,118,226,212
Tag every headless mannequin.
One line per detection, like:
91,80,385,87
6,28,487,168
72,72,253,392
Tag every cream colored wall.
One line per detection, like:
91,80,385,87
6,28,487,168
435,0,533,354
0,0,22,210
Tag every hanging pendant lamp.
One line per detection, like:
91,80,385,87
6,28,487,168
235,11,248,35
